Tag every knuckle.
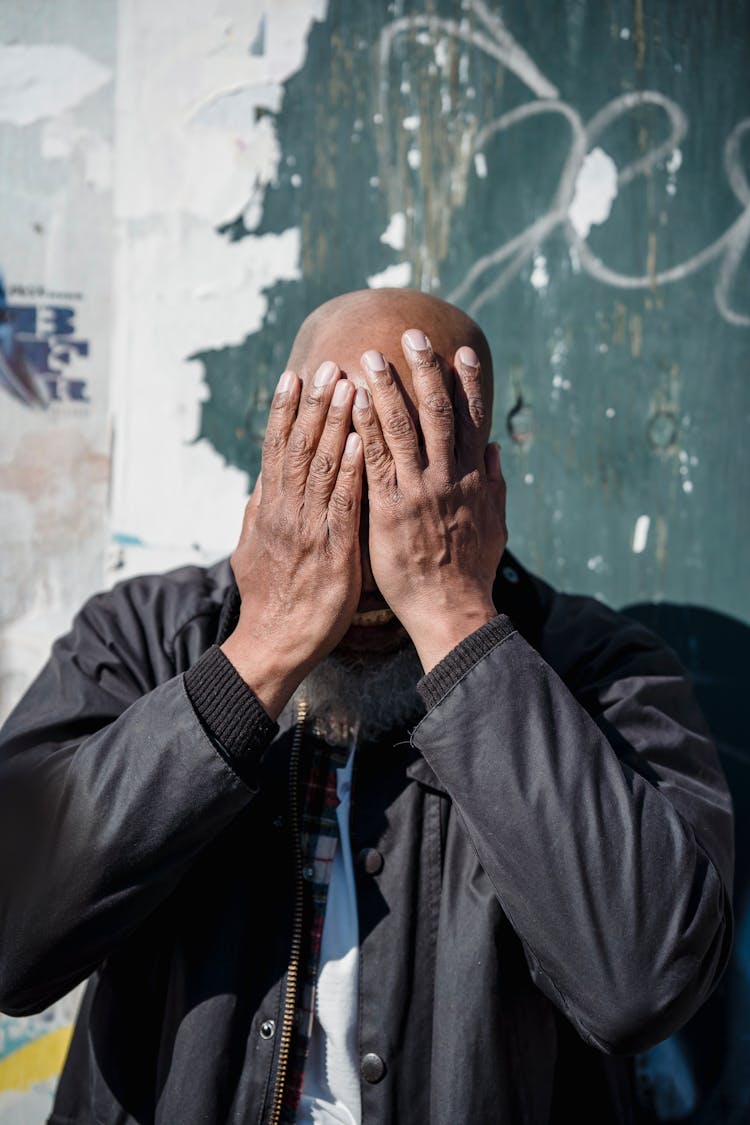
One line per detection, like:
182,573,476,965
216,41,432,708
464,394,487,425
364,442,391,473
382,409,413,439
269,393,293,416
287,426,312,458
424,392,453,423
413,351,439,373
371,366,394,388
329,488,356,516
302,388,325,410
459,362,482,387
309,448,335,480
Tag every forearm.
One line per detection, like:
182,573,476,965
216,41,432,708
0,649,275,1016
411,623,734,1054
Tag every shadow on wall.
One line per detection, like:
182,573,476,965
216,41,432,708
623,603,750,1125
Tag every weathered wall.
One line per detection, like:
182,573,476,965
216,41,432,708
0,0,324,1117
0,1,748,1120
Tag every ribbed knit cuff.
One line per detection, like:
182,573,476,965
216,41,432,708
417,614,516,712
184,645,278,787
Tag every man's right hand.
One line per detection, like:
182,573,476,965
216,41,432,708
221,363,364,719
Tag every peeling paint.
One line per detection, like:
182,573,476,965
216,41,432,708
367,262,413,288
666,148,683,174
632,515,651,554
530,253,549,291
379,211,407,251
567,147,618,238
0,45,111,126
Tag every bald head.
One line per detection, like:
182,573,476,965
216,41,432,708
287,288,493,435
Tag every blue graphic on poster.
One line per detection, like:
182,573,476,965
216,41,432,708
0,272,91,407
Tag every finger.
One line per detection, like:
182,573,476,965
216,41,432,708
351,385,398,500
242,472,263,532
361,350,422,481
484,442,502,482
304,376,356,514
402,329,455,480
261,371,300,495
455,346,490,474
233,473,263,577
282,360,341,498
327,431,364,543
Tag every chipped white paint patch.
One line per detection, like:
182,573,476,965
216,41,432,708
380,211,407,251
632,515,651,554
109,0,329,580
407,147,421,170
0,45,111,126
666,148,683,174
192,82,285,127
402,114,420,131
434,37,450,69
367,262,413,288
567,147,618,238
530,253,549,291
473,152,488,179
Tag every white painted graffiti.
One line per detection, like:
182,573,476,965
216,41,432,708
376,0,750,326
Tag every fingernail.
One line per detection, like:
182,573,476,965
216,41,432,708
404,328,429,352
458,346,479,368
344,432,361,458
277,370,295,393
332,378,350,406
363,349,387,371
354,387,369,411
314,360,338,387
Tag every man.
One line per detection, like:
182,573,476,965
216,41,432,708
0,289,734,1124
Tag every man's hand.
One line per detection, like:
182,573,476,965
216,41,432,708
221,363,364,718
352,331,507,673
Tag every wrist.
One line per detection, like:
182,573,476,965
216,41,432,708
220,633,305,720
408,599,498,673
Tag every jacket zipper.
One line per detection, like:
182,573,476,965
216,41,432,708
268,696,307,1125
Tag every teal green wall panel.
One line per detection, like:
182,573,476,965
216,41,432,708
195,0,750,625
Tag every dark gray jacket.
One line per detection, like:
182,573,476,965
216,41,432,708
0,553,734,1124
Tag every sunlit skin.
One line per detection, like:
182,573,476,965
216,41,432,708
221,288,507,718
288,290,497,656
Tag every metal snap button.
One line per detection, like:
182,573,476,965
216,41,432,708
502,565,519,584
259,1019,275,1040
361,1052,386,1083
358,848,384,875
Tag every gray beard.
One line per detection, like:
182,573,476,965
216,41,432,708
283,642,426,747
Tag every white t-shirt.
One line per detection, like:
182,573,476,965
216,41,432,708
296,740,361,1125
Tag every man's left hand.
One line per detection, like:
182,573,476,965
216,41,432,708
352,329,507,673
